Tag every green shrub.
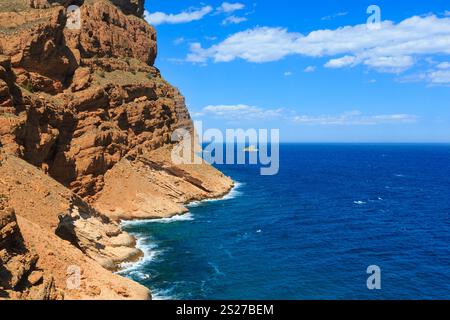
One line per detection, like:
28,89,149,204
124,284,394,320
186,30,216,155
22,82,34,93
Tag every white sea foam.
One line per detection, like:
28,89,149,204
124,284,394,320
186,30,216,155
116,237,178,299
124,270,151,281
121,213,194,227
118,180,241,298
354,200,366,205
146,212,194,224
208,262,226,278
187,181,243,207
151,288,177,300
117,237,162,275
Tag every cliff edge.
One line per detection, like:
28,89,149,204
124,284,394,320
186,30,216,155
0,0,233,300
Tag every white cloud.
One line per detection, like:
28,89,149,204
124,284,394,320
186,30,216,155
173,37,185,45
187,14,450,75
217,2,245,14
222,15,248,25
363,56,415,73
195,105,419,125
304,66,316,73
187,27,301,63
144,6,213,26
293,111,418,125
428,69,450,84
325,55,357,69
321,12,348,21
398,62,450,85
436,62,450,69
284,71,293,76
194,104,284,120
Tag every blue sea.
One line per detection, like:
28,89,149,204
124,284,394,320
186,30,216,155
120,144,450,300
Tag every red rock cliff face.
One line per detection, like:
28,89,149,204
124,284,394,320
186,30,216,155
0,0,233,300
0,152,152,300
0,0,222,205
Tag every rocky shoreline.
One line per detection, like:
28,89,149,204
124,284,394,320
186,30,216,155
0,0,233,300
116,180,236,289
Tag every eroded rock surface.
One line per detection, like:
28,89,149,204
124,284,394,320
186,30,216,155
0,152,142,270
0,0,233,300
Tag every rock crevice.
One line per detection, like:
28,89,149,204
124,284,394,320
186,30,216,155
0,0,233,300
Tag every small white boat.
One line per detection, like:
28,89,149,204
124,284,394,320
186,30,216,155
243,145,259,152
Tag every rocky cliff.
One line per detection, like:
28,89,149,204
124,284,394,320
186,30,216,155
0,0,233,300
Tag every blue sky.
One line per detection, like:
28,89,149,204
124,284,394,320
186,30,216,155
144,0,450,142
